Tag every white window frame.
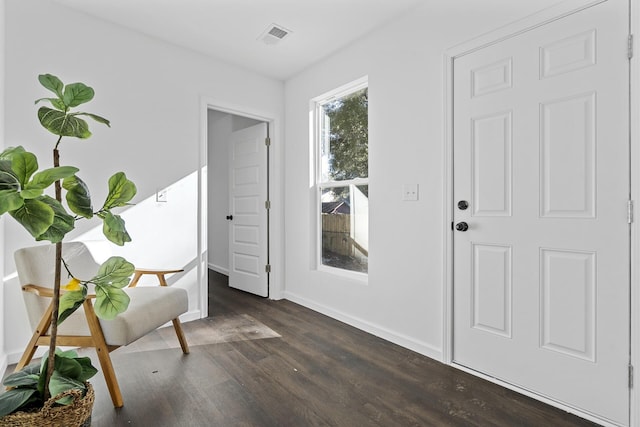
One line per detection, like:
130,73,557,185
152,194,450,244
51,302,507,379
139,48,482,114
312,76,369,280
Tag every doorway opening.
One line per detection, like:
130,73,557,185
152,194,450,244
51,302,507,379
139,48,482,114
207,108,271,298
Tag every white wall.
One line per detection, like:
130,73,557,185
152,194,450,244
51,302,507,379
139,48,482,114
283,2,567,358
0,0,7,376
3,0,284,361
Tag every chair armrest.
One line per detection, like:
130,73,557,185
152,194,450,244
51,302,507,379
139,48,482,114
22,284,97,299
134,268,184,275
22,284,56,297
129,269,184,287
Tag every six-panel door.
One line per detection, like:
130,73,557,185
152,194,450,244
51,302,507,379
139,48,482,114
453,1,630,424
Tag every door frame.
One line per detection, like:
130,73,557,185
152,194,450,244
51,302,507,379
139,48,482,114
442,0,638,425
199,96,284,312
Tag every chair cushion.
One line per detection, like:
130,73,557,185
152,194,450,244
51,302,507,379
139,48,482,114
53,286,188,346
101,287,188,346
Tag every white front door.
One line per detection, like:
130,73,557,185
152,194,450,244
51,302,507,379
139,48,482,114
452,1,630,424
229,123,269,297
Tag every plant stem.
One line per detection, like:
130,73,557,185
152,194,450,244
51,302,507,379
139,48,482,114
45,145,64,400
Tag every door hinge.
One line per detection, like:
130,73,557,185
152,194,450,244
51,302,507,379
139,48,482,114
629,34,634,59
265,137,271,147
265,264,271,273
628,200,634,224
630,364,634,388
265,200,271,209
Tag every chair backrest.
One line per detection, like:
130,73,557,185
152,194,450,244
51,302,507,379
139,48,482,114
14,242,102,331
14,242,102,288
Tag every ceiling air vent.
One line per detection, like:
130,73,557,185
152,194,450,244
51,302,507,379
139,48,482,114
259,24,291,45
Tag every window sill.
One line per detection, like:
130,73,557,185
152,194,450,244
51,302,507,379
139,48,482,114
316,264,368,284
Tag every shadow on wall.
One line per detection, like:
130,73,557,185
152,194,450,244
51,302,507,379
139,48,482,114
77,170,200,275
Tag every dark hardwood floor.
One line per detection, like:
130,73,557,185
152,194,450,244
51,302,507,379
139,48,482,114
37,271,601,426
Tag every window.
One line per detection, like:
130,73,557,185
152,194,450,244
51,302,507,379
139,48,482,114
314,79,368,275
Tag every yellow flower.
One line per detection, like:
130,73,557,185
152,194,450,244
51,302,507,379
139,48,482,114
63,277,81,291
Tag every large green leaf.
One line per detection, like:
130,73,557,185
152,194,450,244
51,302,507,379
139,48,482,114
101,211,131,246
0,388,38,418
54,348,79,359
10,151,38,187
63,175,93,218
102,172,136,210
20,166,78,200
0,160,21,192
0,146,26,160
9,197,54,239
34,196,75,243
49,371,85,405
93,256,135,288
2,366,39,388
74,357,98,382
71,112,111,127
38,74,64,98
18,188,43,200
26,166,79,191
34,97,66,111
38,349,82,396
38,107,91,139
21,362,43,376
62,82,94,108
0,190,24,215
45,349,95,382
94,286,130,320
58,288,87,325
53,354,82,381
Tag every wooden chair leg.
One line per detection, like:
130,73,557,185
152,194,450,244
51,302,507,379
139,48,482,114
83,300,124,408
172,318,190,354
15,302,54,371
129,269,188,354
128,271,143,288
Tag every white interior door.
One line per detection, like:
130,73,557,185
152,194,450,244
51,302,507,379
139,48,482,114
229,122,269,297
452,1,630,424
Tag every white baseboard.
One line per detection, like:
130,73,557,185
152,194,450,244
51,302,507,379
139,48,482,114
6,346,47,366
0,352,7,380
180,308,204,322
283,291,443,361
208,263,229,276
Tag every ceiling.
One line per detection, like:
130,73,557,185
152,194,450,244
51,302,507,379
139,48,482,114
51,0,564,81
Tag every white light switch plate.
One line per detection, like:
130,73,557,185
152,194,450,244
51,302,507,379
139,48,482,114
402,184,419,201
156,189,168,203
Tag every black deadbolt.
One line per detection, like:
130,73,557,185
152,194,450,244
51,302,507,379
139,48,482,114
458,200,469,210
226,215,233,220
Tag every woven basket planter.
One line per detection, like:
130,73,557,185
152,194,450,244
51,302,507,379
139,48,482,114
0,383,94,427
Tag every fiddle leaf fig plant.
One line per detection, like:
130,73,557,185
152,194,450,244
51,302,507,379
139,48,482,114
0,73,137,406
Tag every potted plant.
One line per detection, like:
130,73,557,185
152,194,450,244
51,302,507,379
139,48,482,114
0,74,136,425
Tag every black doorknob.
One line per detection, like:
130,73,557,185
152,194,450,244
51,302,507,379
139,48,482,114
226,215,233,220
455,222,468,232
